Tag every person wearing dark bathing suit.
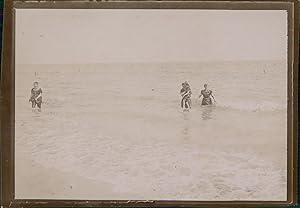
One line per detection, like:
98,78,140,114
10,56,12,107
180,81,192,110
29,81,43,109
199,84,215,105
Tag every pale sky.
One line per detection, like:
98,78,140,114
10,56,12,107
15,9,288,64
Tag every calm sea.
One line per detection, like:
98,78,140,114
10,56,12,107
15,61,287,200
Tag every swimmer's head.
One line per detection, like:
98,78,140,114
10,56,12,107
33,81,39,89
204,84,208,89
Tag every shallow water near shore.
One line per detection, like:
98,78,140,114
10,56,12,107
15,61,287,200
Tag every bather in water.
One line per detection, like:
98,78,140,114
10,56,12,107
199,84,216,106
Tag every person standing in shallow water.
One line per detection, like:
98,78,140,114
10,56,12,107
180,81,192,111
199,84,216,105
29,81,43,110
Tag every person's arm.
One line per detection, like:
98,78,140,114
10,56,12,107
36,94,42,100
198,90,202,98
182,91,189,97
36,91,42,100
180,88,185,96
210,91,216,102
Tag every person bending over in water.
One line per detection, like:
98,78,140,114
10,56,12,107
180,81,192,110
29,81,43,110
199,84,215,105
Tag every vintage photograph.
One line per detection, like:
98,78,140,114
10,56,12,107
15,9,288,201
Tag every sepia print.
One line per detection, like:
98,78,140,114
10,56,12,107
8,3,296,204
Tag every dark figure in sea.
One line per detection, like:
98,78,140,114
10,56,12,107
29,81,43,110
199,84,215,105
180,81,192,110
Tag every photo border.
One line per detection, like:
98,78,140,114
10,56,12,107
1,0,298,207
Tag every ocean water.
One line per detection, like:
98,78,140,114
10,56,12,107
15,61,287,200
